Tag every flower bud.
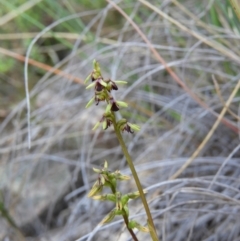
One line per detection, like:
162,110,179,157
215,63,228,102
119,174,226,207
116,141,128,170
101,209,116,224
85,97,95,108
115,192,122,210
88,180,103,197
92,194,108,201
114,80,128,85
100,175,106,185
102,119,107,130
99,79,107,87
121,195,129,207
92,121,100,130
127,190,147,199
123,204,129,217
104,160,108,169
115,209,124,215
92,167,102,173
116,101,128,108
106,79,118,92
86,82,96,89
93,59,101,73
84,74,91,84
117,119,127,130
128,220,149,232
114,170,131,181
128,123,140,132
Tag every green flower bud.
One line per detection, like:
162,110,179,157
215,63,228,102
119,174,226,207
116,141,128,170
102,120,107,130
85,97,95,108
92,167,102,173
88,181,103,197
117,119,127,130
105,104,112,114
84,74,91,84
123,204,129,217
99,79,107,87
104,160,108,169
128,123,140,132
115,209,124,215
115,192,123,210
114,170,131,181
128,220,149,232
116,101,128,108
107,194,116,202
101,209,116,224
92,121,100,130
127,190,147,199
121,195,129,207
92,194,108,201
86,82,96,89
100,175,106,185
114,80,128,85
92,193,115,201
93,59,101,74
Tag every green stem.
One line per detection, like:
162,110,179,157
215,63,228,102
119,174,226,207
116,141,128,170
122,211,139,241
112,114,158,240
109,177,138,240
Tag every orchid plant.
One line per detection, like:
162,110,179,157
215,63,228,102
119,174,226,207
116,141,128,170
85,60,159,241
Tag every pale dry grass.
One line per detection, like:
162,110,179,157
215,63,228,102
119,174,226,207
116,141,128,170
1,1,240,241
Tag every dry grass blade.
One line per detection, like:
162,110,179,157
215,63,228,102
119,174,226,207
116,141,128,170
0,47,83,84
172,0,240,56
138,0,240,64
2,1,240,241
213,75,240,121
170,79,240,180
230,0,240,20
106,0,238,133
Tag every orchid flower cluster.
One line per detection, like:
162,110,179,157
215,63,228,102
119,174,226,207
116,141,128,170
84,59,140,133
88,161,149,233
85,60,148,236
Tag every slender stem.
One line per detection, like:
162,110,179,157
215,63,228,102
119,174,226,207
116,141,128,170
122,211,139,241
109,177,139,240
112,114,158,239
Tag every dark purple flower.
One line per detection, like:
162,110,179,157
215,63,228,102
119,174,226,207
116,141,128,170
109,97,119,112
106,79,118,92
93,78,107,92
122,123,134,133
99,115,113,130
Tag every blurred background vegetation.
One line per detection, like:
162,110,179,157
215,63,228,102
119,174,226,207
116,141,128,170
1,0,240,241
